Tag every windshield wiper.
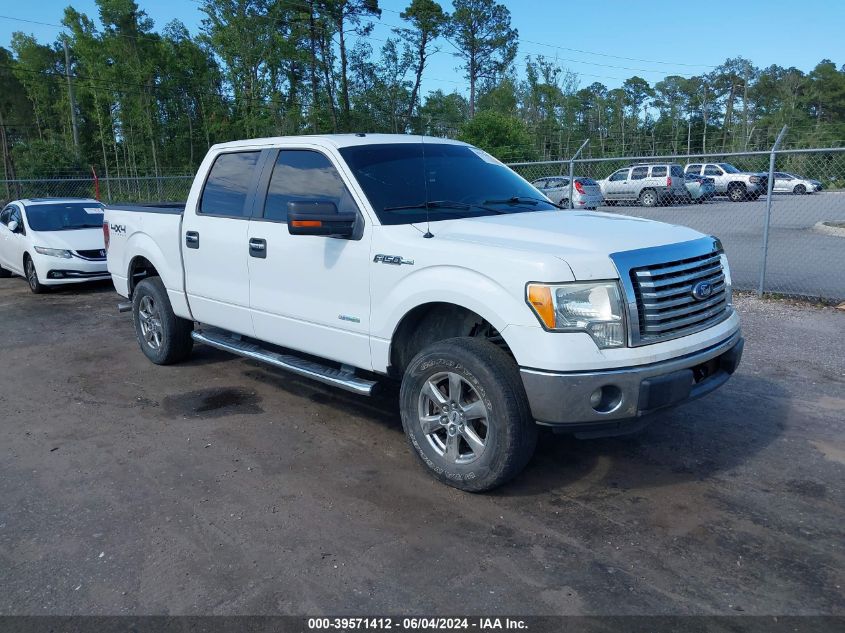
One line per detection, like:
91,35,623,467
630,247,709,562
484,196,563,209
382,200,506,214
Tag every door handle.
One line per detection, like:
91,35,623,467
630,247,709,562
249,238,267,259
185,231,200,249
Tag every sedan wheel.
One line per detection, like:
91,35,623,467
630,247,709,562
25,258,45,294
793,184,806,195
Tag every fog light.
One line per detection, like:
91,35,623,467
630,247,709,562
590,385,623,413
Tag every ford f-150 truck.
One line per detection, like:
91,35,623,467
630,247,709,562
105,134,743,492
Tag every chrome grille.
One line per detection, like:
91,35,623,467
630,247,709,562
630,251,728,344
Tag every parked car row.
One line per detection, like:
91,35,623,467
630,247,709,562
532,162,822,208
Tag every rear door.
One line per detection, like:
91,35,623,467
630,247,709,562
628,166,649,199
773,172,792,192
546,177,569,204
246,146,373,368
181,149,262,336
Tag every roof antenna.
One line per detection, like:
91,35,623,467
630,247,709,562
421,134,433,238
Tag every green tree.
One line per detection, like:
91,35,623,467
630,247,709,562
457,109,534,161
397,0,448,128
449,0,517,117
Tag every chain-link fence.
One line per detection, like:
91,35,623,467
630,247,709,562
509,145,845,302
2,145,844,301
0,175,194,205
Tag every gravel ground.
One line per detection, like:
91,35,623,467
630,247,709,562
0,280,843,616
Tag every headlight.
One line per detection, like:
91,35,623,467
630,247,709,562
33,246,73,259
527,281,625,348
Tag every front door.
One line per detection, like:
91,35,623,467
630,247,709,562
182,150,262,336
247,147,372,369
603,169,629,200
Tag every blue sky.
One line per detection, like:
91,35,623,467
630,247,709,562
1,0,843,95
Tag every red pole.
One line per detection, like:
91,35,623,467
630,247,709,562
91,165,100,201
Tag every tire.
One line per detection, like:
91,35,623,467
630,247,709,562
24,256,45,294
399,337,538,492
639,189,657,207
728,183,746,202
793,184,806,195
132,277,193,365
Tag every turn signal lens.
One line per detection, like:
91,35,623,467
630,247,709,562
527,284,555,329
291,220,322,228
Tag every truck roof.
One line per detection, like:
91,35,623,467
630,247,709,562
210,133,471,152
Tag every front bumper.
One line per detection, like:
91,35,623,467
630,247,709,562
34,254,109,285
520,332,743,437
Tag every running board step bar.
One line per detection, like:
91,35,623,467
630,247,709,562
191,329,377,396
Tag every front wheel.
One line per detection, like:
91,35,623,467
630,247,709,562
793,184,806,195
24,256,45,294
400,337,537,492
132,277,194,365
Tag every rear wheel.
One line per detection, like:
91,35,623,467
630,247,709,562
728,183,747,202
559,198,570,209
639,189,658,207
24,256,45,294
132,277,193,365
793,184,806,195
400,337,537,492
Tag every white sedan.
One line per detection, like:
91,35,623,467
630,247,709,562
0,198,110,293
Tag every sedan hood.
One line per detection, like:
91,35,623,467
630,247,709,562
32,228,105,252
420,210,706,279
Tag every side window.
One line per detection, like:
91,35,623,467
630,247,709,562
650,166,667,177
0,207,10,225
200,151,261,217
532,179,548,188
609,169,628,182
704,165,723,176
686,164,702,174
263,150,358,222
631,166,649,180
671,165,684,178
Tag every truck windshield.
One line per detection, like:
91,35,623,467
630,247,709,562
718,163,742,174
338,142,557,225
24,203,105,231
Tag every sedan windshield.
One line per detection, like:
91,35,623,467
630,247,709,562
25,203,105,231
338,142,557,225
718,163,741,174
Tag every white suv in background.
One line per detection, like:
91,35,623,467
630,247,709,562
0,198,109,293
599,163,688,206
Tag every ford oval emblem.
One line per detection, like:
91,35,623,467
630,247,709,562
691,281,713,301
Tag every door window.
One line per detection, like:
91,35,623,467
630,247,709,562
631,167,649,180
608,170,628,182
650,166,667,177
686,164,702,174
263,150,358,222
199,151,261,217
704,165,723,176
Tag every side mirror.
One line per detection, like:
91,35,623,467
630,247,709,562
287,200,356,238
7,220,19,233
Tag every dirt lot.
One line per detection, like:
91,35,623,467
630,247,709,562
0,279,843,616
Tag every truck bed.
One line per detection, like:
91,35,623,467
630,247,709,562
106,203,186,215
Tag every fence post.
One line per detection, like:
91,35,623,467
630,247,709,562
758,125,788,297
567,139,590,209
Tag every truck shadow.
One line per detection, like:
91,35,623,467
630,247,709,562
237,363,787,495
498,373,788,496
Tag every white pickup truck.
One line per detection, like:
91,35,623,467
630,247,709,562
105,134,743,491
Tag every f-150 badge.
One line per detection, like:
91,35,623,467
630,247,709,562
373,254,414,265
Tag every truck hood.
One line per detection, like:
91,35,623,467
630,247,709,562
417,210,707,279
32,228,105,252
